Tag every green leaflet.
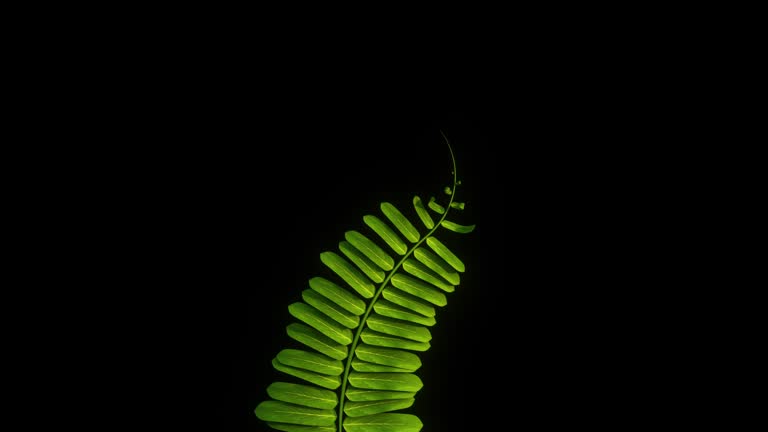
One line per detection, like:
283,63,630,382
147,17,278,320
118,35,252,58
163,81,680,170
360,329,431,351
401,258,455,293
344,399,415,417
412,196,434,229
255,401,336,426
255,136,475,432
339,241,385,283
381,287,436,318
366,314,432,343
343,413,423,432
347,372,423,392
363,215,407,255
427,197,445,214
320,252,375,299
425,237,465,273
344,230,394,271
380,202,420,243
372,300,437,327
302,289,360,329
413,247,460,285
441,220,476,234
345,388,416,402
309,277,366,316
390,274,447,307
267,424,336,432
351,358,412,373
272,358,341,390
286,323,348,361
288,302,353,346
267,382,338,409
276,349,344,376
355,344,421,372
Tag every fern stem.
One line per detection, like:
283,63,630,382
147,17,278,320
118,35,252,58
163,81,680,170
336,134,459,431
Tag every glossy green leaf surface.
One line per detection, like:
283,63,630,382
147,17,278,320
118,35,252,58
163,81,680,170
440,220,476,234
347,372,423,392
272,358,341,390
413,248,460,285
381,287,436,318
427,197,445,214
344,231,394,271
288,302,353,346
355,344,421,372
309,277,366,316
339,241,385,283
345,388,416,402
401,258,455,293
411,196,434,229
302,289,360,329
363,215,407,255
343,413,423,432
286,323,348,361
267,424,335,432
344,398,415,417
320,252,375,299
425,237,465,272
366,314,431,343
360,329,431,351
351,359,411,373
277,349,344,376
390,274,447,307
267,382,338,409
380,202,420,243
255,400,336,426
372,300,436,327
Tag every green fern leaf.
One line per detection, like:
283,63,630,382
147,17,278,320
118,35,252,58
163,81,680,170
268,424,336,432
339,241,386,284
359,328,432,351
370,301,437,327
413,247,460,285
425,237,465,272
380,202,420,243
288,302,354,346
401,258,454,293
379,288,435,318
411,196,434,229
343,413,422,432
266,382,338,410
320,252,375,299
363,215,408,256
390,274,447,306
286,323,348,360
344,231,395,272
351,358,412,373
344,398,415,417
427,197,445,214
345,388,416,402
302,289,360,329
440,220,476,234
308,277,366,316
254,135,475,431
255,401,336,426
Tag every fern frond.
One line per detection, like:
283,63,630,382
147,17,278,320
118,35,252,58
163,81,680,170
255,134,475,431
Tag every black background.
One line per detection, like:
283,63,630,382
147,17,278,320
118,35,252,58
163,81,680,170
46,33,708,430
105,101,688,431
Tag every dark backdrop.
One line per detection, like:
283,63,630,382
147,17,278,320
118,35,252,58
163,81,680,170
113,108,683,431
81,55,694,430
